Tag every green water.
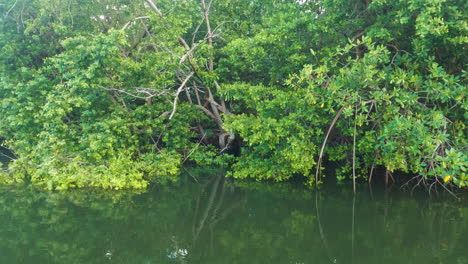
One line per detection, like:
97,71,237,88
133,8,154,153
0,172,467,264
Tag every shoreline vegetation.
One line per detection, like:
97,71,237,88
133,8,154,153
0,0,466,191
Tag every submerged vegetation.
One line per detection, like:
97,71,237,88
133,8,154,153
0,0,466,190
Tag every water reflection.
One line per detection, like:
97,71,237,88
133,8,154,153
0,170,467,264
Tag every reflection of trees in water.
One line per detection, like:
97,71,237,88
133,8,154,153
0,177,467,264
170,173,246,262
307,186,468,264
0,173,246,264
192,175,226,242
192,175,244,246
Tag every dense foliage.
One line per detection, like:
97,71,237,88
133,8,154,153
0,0,466,190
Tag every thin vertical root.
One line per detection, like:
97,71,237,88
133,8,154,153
315,105,345,184
352,104,357,193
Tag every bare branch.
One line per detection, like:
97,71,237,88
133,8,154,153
179,41,203,64
200,0,214,71
184,84,193,104
4,0,18,18
145,0,190,49
196,105,220,126
169,72,194,119
191,17,205,45
183,133,206,163
122,16,150,30
181,26,226,64
144,0,163,18
103,86,169,99
193,82,202,106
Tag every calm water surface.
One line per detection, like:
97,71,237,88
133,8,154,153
0,171,467,264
